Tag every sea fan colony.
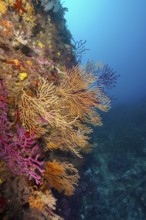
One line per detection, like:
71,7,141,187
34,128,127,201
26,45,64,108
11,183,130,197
0,0,111,219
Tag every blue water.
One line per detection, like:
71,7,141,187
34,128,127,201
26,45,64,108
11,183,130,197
64,0,146,104
60,1,146,219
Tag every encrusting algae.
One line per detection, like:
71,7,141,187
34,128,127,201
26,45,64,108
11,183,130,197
0,0,112,219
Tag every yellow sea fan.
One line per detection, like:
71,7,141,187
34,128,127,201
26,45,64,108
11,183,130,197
57,66,111,126
46,124,91,158
19,77,58,136
19,76,78,137
44,161,79,196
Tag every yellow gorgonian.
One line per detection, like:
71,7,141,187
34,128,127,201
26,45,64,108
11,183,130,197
44,161,79,196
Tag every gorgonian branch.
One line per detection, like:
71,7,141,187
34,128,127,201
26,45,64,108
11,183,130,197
72,39,90,64
85,60,120,90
